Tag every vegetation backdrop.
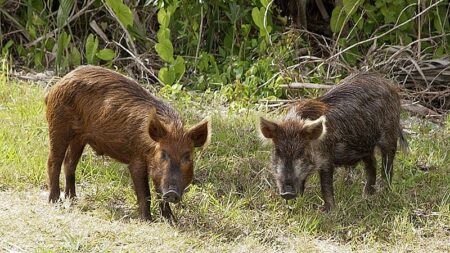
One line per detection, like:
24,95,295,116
0,0,449,102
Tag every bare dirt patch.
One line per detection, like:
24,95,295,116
0,191,353,252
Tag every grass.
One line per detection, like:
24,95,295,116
0,73,449,252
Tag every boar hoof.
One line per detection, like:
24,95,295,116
142,214,153,222
319,203,334,212
48,191,61,203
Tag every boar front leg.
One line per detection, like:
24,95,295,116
319,165,335,211
129,162,152,221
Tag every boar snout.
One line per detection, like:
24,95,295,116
162,185,181,203
280,184,297,200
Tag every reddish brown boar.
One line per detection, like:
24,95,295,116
260,73,408,211
45,65,210,221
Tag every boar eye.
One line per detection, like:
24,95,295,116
181,152,192,163
160,150,170,161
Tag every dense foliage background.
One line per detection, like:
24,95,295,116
0,0,449,102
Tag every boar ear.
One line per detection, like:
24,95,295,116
303,115,327,140
188,118,211,148
148,108,167,142
259,117,279,139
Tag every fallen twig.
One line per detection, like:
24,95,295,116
90,20,109,43
280,83,333,89
401,99,443,123
8,71,58,83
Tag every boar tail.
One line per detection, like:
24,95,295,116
398,129,409,153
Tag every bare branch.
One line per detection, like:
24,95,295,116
25,0,96,47
280,83,333,89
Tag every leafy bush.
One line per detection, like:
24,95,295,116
330,0,450,64
0,0,449,102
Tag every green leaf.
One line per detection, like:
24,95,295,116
158,67,176,85
252,6,271,39
96,48,116,61
56,31,71,73
167,4,179,16
1,40,14,56
173,56,185,77
380,6,396,24
17,44,26,57
70,47,81,66
434,45,445,58
330,6,346,33
155,39,174,63
56,0,74,28
433,7,448,33
26,23,37,39
33,13,46,26
157,8,170,28
62,33,71,48
85,34,99,65
30,0,45,12
34,51,44,70
252,7,263,29
343,0,363,16
105,0,134,28
157,28,171,42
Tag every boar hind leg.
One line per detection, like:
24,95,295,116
63,137,85,199
319,166,335,211
47,133,71,203
129,163,152,221
363,154,377,195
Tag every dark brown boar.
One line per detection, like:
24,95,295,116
259,73,408,211
45,65,211,221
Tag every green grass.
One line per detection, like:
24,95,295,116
0,74,449,252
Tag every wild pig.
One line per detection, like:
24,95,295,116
259,73,407,211
45,65,211,221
